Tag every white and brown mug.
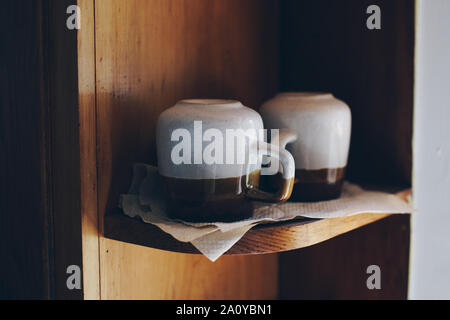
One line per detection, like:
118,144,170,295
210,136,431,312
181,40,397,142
156,99,296,222
260,93,352,201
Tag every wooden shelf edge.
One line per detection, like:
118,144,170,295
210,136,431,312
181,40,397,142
229,213,394,254
104,189,412,255
104,211,409,256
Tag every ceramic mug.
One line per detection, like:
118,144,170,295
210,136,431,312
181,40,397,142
260,93,352,201
156,99,296,222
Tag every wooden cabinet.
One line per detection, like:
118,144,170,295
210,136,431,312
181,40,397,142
1,0,413,299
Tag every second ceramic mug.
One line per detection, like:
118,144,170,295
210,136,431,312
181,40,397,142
156,99,296,222
260,92,352,201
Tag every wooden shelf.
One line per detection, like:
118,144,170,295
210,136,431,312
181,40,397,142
104,212,402,255
103,189,411,255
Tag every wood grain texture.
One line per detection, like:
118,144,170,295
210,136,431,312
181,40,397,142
277,1,414,299
77,0,100,300
105,211,397,255
100,242,278,300
279,215,411,299
280,0,414,186
46,0,84,300
94,0,279,299
1,0,86,299
1,0,414,300
0,0,51,299
104,190,410,255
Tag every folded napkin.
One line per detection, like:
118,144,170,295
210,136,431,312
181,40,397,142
119,163,413,261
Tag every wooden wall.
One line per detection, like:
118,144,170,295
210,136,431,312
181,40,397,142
280,0,415,186
0,0,415,299
277,0,414,299
81,0,414,299
88,0,280,299
1,0,84,299
0,0,51,299
279,215,410,299
0,0,415,300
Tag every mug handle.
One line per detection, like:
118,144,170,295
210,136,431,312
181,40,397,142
270,129,297,149
245,129,297,202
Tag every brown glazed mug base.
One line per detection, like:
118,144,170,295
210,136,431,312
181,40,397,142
260,167,346,202
162,172,260,223
290,167,346,202
290,180,344,202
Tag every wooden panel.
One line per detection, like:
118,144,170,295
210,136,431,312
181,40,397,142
77,0,100,300
101,242,277,300
1,0,85,299
278,0,414,300
280,0,415,186
94,0,279,299
279,215,410,299
0,0,51,299
46,0,84,300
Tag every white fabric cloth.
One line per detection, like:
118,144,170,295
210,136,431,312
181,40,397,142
120,163,413,261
